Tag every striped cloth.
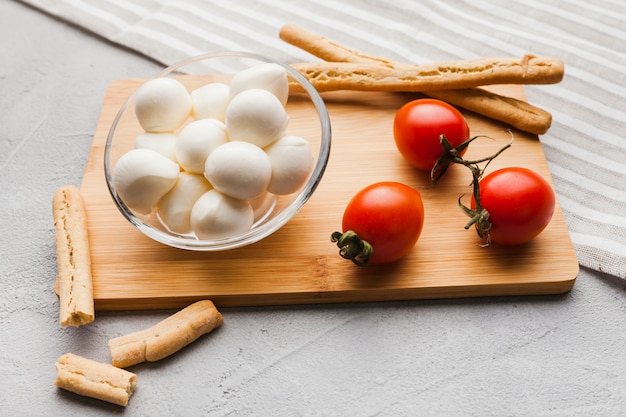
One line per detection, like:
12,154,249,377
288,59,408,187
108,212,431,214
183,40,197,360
21,0,626,278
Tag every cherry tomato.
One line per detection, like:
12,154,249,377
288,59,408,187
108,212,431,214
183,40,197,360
331,182,424,265
393,98,470,172
470,167,556,246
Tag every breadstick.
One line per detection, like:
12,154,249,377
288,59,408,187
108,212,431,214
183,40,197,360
426,88,552,135
289,56,563,92
281,23,397,69
108,300,223,368
281,24,555,134
54,353,137,407
52,185,94,327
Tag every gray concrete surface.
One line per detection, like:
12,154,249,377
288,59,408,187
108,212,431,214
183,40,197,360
2,1,626,415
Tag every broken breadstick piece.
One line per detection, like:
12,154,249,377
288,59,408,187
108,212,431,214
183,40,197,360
281,24,557,134
108,300,223,368
52,185,94,327
54,353,137,407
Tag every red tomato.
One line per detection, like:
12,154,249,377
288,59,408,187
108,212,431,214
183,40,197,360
332,182,424,265
470,167,556,246
393,98,470,172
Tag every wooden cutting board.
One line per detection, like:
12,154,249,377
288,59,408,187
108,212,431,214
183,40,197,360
80,78,579,311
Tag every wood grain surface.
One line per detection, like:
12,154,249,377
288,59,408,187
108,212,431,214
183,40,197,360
80,78,578,311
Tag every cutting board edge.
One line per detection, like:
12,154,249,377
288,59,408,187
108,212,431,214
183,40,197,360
93,269,578,311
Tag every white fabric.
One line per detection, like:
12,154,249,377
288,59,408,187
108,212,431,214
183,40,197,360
20,0,626,278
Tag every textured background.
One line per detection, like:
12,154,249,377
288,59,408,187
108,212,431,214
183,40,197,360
2,1,626,415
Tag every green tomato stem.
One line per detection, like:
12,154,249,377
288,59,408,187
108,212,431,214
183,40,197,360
431,133,514,184
331,230,373,266
458,169,492,247
443,131,514,246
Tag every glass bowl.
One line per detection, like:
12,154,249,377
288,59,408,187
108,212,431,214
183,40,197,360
104,51,331,251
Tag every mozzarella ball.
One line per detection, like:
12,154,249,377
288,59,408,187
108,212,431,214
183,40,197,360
157,172,212,234
190,189,254,240
229,63,289,106
134,132,177,162
265,135,314,195
225,89,288,148
113,148,180,215
134,77,192,132
176,119,228,174
204,141,272,201
191,82,230,121
250,191,276,222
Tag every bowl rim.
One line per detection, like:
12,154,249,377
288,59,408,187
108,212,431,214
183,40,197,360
104,51,332,251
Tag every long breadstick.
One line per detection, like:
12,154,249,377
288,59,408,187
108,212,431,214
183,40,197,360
52,185,94,327
281,23,398,69
281,24,556,135
426,88,553,135
289,58,563,92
